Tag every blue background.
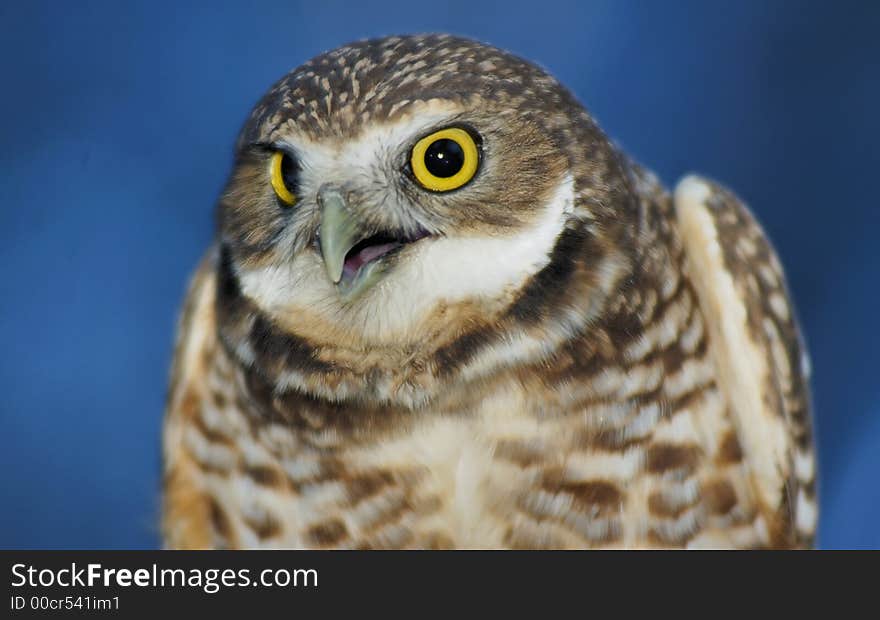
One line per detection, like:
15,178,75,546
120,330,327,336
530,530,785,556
1,1,878,549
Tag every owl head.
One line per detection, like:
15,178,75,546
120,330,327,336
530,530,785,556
216,34,637,397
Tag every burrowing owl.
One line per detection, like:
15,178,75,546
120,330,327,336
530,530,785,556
162,34,816,549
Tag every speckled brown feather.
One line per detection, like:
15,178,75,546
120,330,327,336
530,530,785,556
162,34,816,549
674,176,816,547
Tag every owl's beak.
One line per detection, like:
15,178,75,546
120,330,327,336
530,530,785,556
317,184,431,297
317,186,360,285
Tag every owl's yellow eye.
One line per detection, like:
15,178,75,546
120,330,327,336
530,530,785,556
270,151,299,205
410,127,480,192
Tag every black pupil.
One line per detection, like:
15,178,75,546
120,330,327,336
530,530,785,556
280,153,300,193
424,138,465,178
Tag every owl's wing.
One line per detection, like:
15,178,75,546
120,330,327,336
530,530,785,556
673,176,817,548
162,247,220,549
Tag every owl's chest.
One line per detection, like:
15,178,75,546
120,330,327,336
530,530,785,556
199,382,607,549
195,358,759,549
317,385,647,549
330,391,569,549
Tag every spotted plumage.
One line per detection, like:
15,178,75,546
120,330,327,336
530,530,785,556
162,34,816,549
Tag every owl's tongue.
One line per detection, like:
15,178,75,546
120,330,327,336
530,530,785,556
343,239,400,277
341,229,431,280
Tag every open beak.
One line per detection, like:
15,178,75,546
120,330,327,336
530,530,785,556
316,184,431,298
